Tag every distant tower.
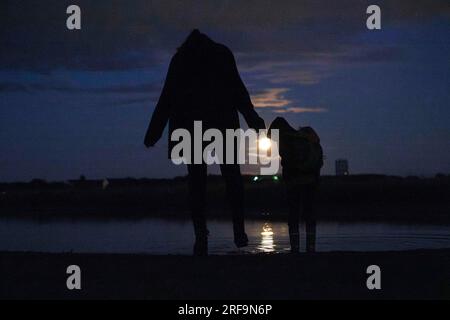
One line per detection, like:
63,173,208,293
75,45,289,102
335,159,349,176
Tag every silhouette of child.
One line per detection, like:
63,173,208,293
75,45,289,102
269,117,323,253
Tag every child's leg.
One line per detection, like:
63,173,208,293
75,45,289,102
286,182,301,252
302,184,316,253
305,220,316,253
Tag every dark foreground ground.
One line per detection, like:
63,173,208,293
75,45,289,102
1,250,449,300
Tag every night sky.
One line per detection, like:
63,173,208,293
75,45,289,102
0,0,449,182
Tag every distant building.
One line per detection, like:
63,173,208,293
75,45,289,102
335,159,349,176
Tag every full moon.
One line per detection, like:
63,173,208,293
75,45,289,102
258,137,272,151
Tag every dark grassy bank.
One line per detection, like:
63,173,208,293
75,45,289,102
1,175,449,221
1,249,449,299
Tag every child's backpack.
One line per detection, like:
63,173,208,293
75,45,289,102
293,126,323,173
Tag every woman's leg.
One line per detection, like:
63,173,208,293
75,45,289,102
220,163,248,247
187,163,208,255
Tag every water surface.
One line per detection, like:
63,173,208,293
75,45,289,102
0,218,449,254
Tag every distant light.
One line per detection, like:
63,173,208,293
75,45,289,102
273,176,279,181
258,137,272,151
253,176,259,182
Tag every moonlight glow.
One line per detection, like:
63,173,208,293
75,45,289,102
258,137,272,152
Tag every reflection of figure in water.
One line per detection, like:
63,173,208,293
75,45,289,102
144,30,265,256
269,117,323,253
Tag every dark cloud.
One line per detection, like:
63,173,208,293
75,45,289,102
0,82,27,92
0,81,159,94
0,0,447,115
112,96,155,107
1,0,448,72
273,107,327,114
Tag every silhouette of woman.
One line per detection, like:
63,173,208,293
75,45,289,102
144,30,265,256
